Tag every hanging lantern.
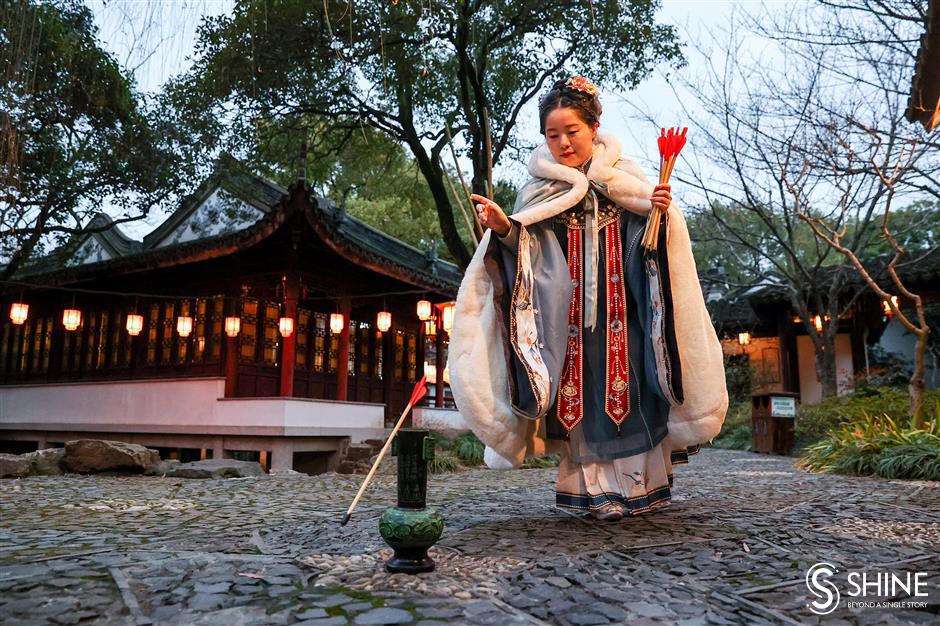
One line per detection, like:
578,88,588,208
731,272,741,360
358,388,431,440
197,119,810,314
813,315,823,332
416,300,432,321
126,313,144,336
224,316,241,338
279,317,294,337
9,302,28,325
424,361,437,385
441,303,455,333
177,316,193,337
737,332,750,346
62,308,82,331
377,311,392,332
882,295,898,317
330,312,345,334
424,319,437,337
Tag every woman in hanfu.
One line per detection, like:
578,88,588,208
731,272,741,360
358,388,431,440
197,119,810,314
448,77,728,521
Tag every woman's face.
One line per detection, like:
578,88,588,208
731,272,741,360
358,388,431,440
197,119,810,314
544,107,598,168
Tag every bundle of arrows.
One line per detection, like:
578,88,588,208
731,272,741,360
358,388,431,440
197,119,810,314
641,126,688,252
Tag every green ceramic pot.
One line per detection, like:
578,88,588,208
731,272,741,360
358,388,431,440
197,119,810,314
379,506,444,573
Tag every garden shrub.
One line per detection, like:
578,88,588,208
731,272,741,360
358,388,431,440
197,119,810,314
797,406,940,480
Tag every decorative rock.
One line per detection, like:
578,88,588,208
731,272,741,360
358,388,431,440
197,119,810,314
161,459,265,479
145,459,182,476
0,453,33,478
60,440,159,474
354,607,414,625
22,448,65,475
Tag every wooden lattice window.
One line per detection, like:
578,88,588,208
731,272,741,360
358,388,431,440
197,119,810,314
406,331,417,382
147,303,160,365
296,309,310,369
109,311,122,368
240,298,258,362
263,302,279,365
209,296,224,361
161,302,175,365
347,318,358,376
358,321,371,376
41,317,51,372
194,298,207,361
30,317,45,373
314,312,327,372
394,330,404,380
17,320,30,373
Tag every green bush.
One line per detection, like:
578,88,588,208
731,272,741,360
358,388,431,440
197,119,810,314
453,432,485,466
794,387,940,451
797,408,940,480
427,451,464,474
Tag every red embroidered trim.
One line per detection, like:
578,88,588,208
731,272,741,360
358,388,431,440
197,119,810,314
557,225,583,432
605,222,630,428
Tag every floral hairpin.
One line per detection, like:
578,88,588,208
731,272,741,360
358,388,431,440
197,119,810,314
539,76,601,106
565,76,600,97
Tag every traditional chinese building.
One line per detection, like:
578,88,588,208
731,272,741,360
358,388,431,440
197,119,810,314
0,156,461,472
705,251,940,404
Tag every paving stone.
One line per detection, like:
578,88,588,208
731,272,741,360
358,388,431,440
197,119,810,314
1,449,936,626
296,618,348,626
353,607,414,624
565,612,609,625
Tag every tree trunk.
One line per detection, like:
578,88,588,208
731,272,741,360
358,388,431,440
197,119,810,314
911,327,929,429
814,343,838,399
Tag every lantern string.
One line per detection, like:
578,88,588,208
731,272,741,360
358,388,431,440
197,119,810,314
0,279,445,305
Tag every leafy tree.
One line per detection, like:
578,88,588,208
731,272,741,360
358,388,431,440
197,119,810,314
0,0,183,279
166,0,683,267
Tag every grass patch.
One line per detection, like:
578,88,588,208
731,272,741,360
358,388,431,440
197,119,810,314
522,454,561,468
797,410,940,480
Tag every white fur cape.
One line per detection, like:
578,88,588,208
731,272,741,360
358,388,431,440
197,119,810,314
449,133,728,469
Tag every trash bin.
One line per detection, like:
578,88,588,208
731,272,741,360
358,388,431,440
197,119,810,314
751,392,799,455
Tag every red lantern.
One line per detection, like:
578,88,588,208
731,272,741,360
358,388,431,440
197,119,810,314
441,303,455,333
177,316,193,337
416,300,432,321
278,317,294,337
9,302,28,325
225,316,241,337
62,309,82,331
377,311,392,332
330,313,345,334
126,313,144,336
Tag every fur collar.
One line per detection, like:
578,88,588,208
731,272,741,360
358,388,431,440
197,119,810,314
512,133,652,226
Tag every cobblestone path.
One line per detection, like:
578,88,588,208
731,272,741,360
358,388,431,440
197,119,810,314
1,449,938,625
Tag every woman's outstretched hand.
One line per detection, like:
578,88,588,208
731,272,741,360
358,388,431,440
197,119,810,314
651,183,672,212
470,193,512,237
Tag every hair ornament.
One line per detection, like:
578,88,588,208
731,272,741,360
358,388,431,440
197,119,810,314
566,76,600,97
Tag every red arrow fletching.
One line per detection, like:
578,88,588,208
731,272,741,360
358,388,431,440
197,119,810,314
408,374,429,406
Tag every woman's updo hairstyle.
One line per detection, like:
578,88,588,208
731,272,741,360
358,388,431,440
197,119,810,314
538,76,603,135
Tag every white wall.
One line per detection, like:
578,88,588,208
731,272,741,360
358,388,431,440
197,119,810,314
796,334,855,405
0,377,384,442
